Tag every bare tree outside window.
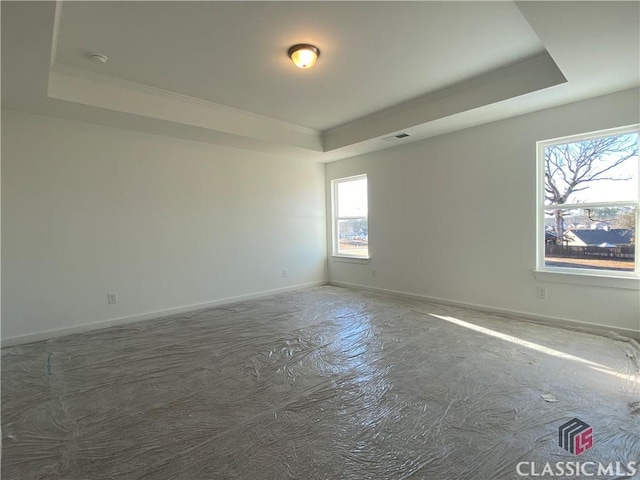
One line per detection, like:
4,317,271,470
541,128,639,273
544,133,638,242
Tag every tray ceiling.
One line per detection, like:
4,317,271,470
2,1,638,162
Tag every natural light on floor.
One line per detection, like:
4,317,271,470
428,313,639,384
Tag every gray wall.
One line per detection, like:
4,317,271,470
326,88,640,336
2,110,327,343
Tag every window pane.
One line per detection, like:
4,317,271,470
337,218,368,257
544,132,638,205
337,178,368,217
544,206,636,272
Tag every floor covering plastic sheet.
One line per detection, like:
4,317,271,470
2,286,639,479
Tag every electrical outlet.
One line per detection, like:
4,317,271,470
282,269,288,278
107,292,118,304
537,287,547,299
372,269,376,277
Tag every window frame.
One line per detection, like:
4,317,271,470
331,174,370,260
535,124,640,288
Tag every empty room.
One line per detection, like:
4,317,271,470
2,1,639,479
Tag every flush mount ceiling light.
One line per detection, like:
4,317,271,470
288,44,320,69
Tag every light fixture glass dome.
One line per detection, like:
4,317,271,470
288,44,320,69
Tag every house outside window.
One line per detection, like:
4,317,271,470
332,174,369,258
537,125,639,277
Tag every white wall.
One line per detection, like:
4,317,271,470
2,110,327,343
326,89,640,337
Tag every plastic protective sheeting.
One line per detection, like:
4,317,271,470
2,286,639,479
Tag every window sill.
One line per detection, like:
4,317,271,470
331,255,370,265
533,269,640,290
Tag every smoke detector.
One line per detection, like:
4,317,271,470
89,53,108,64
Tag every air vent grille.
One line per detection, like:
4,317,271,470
382,132,411,141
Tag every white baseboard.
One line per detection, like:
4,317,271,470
329,281,640,341
5,280,636,347
1,281,328,347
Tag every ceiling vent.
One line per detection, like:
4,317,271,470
382,132,410,141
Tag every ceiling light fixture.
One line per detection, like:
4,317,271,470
288,44,320,69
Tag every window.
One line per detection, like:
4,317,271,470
537,125,639,277
332,174,369,258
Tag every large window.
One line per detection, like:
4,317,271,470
537,125,639,276
332,174,369,258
